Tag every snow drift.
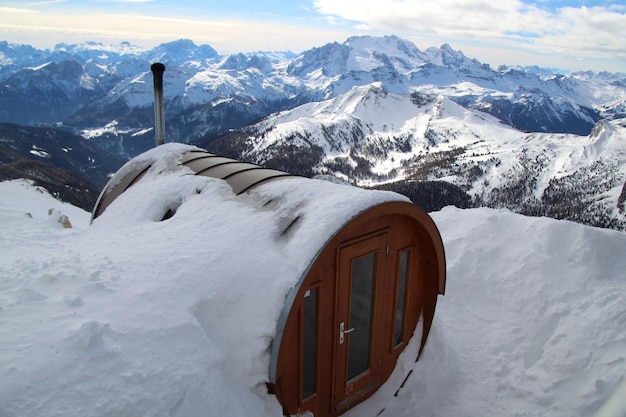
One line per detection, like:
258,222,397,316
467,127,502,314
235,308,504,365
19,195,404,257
0,177,625,417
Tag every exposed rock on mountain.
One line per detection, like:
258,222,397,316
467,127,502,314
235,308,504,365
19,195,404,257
0,123,126,209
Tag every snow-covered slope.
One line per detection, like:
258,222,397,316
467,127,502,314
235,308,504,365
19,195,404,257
215,83,626,229
1,177,625,417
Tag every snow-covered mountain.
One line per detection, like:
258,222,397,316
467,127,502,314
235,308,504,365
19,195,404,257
206,83,626,230
0,122,126,210
0,59,103,125
1,36,624,156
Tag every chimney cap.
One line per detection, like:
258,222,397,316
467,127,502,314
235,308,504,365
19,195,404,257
151,62,165,73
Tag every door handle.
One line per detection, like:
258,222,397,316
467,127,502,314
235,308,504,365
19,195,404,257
340,321,355,344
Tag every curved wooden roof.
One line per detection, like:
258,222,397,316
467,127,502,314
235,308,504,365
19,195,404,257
92,149,299,220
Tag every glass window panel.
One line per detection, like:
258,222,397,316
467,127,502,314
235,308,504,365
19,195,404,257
394,251,409,346
348,253,376,381
302,287,318,399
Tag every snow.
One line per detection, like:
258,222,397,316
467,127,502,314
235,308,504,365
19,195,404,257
26,62,53,72
80,120,136,141
344,36,427,74
183,64,295,106
29,145,50,158
1,163,626,417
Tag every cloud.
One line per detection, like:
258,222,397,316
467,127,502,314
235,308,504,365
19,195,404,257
540,6,626,58
0,6,41,14
312,0,626,61
0,8,357,54
26,0,66,6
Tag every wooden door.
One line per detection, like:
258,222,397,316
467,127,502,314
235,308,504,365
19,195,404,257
334,232,388,412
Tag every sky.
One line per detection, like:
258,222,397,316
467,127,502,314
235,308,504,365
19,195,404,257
0,0,625,72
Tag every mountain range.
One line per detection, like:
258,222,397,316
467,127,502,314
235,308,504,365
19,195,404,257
0,123,126,210
0,35,625,229
2,36,624,152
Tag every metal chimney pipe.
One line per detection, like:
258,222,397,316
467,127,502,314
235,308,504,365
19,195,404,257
151,63,166,146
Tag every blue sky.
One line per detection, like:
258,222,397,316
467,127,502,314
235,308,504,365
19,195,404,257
0,0,624,72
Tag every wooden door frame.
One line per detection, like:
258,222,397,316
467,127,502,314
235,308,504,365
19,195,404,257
332,230,390,413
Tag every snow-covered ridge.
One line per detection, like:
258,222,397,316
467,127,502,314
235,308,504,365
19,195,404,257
231,83,626,230
1,176,625,417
